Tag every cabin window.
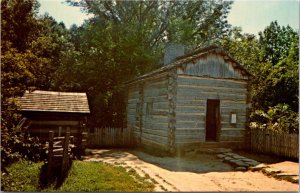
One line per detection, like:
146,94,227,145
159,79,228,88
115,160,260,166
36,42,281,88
146,102,153,117
230,112,237,124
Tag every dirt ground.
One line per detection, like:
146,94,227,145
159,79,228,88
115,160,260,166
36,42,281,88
83,148,299,192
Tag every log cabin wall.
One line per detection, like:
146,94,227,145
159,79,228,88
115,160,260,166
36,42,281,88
125,45,251,154
126,72,170,151
126,85,140,144
22,112,87,142
175,52,250,149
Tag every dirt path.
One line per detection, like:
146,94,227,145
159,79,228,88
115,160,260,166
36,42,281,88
83,149,298,191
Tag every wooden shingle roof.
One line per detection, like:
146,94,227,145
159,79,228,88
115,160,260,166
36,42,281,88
18,90,90,114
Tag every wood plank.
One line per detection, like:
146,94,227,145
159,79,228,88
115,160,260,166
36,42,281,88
176,122,204,128
31,120,79,126
177,56,248,79
177,86,247,95
176,92,246,100
177,74,248,85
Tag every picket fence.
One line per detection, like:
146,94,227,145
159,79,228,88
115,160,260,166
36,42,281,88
250,127,299,159
88,127,134,147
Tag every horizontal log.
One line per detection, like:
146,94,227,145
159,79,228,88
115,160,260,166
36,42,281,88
176,114,206,122
141,133,169,145
177,83,246,91
176,106,206,113
177,112,205,116
176,128,205,135
31,120,79,126
143,89,168,97
176,99,206,106
128,98,139,103
143,115,169,124
176,121,204,128
177,92,246,100
143,122,169,130
220,108,246,114
152,102,169,109
177,86,247,96
143,95,168,101
142,128,169,137
177,74,247,86
175,137,205,143
141,138,169,151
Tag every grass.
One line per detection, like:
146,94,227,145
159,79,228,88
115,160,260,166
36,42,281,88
1,160,154,192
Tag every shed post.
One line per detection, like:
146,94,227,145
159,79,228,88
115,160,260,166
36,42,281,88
47,131,54,180
61,130,70,177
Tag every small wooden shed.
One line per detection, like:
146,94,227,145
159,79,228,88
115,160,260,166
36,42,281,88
125,45,251,154
18,90,90,142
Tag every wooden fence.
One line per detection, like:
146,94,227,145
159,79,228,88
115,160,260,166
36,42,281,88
88,127,134,147
250,128,299,159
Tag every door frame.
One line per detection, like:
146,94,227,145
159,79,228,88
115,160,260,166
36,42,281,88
205,99,221,142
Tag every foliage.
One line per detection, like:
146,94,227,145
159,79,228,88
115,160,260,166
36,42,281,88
1,161,154,192
259,21,298,65
52,0,233,127
222,21,298,134
251,35,299,112
221,27,261,73
250,104,298,134
67,0,232,49
0,0,66,168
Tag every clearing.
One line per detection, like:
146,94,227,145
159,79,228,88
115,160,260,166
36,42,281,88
84,148,299,191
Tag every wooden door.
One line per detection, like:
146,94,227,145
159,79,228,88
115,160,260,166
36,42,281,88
206,99,220,141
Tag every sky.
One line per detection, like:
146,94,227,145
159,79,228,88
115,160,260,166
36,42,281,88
38,0,299,36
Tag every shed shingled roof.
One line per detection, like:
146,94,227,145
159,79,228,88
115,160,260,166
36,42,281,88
125,45,252,85
18,90,90,114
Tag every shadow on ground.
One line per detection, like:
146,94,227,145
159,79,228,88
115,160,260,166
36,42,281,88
84,148,235,173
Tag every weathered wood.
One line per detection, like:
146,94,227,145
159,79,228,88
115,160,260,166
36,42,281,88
177,92,246,100
220,135,244,142
141,134,169,145
250,128,298,159
88,127,133,147
176,114,206,122
176,121,204,128
143,122,169,130
176,106,206,113
61,131,70,176
47,131,54,179
142,128,169,137
177,86,247,95
177,55,248,79
177,75,247,87
31,120,79,126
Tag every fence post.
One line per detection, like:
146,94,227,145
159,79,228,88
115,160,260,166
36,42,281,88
47,131,54,179
61,131,70,176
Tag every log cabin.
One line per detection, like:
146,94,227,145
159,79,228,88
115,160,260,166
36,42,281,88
125,44,252,154
17,90,90,143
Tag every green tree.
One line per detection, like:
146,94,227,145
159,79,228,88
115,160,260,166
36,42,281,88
259,21,298,65
1,0,72,168
53,0,233,127
221,27,260,73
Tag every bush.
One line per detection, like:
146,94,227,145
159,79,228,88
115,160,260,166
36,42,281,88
1,130,44,169
250,103,298,134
